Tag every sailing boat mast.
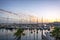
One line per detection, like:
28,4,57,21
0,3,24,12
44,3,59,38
41,16,43,39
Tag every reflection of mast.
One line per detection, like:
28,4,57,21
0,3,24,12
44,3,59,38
34,29,35,40
36,29,38,40
29,29,31,40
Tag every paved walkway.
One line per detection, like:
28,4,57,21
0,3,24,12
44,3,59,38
43,35,48,40
43,30,55,40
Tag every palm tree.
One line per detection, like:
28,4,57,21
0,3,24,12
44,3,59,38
51,27,60,40
14,29,25,40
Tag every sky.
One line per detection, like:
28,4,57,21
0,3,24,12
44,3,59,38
0,0,60,23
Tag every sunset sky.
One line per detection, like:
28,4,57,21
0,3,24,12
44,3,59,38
0,0,60,23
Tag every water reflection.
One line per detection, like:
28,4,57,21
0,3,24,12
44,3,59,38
0,28,42,40
36,29,38,40
14,29,25,40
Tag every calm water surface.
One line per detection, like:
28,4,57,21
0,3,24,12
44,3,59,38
0,28,42,40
